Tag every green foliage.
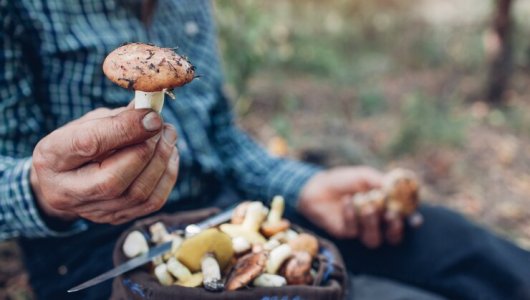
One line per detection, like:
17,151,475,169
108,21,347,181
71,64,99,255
357,86,387,116
388,94,469,156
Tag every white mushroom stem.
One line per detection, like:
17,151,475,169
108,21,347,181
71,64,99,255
253,274,287,287
134,90,165,113
122,231,149,258
167,257,192,281
149,222,171,245
266,244,292,274
232,237,251,254
154,264,174,286
242,202,266,232
267,196,285,224
263,239,281,251
152,255,164,266
201,253,224,292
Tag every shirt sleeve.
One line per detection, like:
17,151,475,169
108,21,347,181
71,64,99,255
0,5,87,241
210,88,323,208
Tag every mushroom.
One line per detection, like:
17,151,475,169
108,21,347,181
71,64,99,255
269,229,299,244
253,274,287,287
263,239,281,251
266,244,292,274
261,196,290,238
176,272,203,288
154,263,174,286
232,236,251,255
201,253,224,292
231,201,251,224
103,43,195,112
353,189,386,215
250,238,280,254
175,228,233,272
166,257,192,282
164,234,184,261
122,230,149,258
231,201,269,225
280,251,313,285
151,255,164,267
149,222,172,244
220,202,267,245
383,168,422,226
288,233,319,258
226,251,268,291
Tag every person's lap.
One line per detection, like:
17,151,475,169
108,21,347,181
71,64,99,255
19,202,530,300
286,204,530,300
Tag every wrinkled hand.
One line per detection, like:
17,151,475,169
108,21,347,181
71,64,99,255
298,166,405,248
30,105,179,225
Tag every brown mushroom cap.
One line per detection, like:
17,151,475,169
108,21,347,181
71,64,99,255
383,169,420,216
103,43,195,92
288,233,319,258
261,219,290,238
280,251,313,285
225,251,268,291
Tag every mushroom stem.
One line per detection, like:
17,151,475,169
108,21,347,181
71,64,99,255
242,202,266,232
201,253,224,292
167,257,192,282
267,196,284,223
134,90,165,113
266,244,292,274
253,274,287,287
154,264,174,286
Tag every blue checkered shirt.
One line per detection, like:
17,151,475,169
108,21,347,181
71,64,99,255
0,0,320,240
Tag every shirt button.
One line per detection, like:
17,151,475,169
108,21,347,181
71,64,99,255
185,21,199,36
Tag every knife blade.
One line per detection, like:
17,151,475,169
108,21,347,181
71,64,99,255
67,208,234,293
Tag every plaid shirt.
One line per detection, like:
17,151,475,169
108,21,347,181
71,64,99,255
0,0,319,240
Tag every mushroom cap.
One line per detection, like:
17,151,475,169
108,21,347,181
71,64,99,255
103,43,195,92
288,233,319,258
383,168,420,216
280,251,313,285
226,251,268,291
175,228,233,273
261,219,290,238
219,224,267,245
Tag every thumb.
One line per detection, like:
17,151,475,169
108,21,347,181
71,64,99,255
49,109,162,171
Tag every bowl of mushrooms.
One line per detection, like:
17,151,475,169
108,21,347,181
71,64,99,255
110,198,349,300
110,169,421,300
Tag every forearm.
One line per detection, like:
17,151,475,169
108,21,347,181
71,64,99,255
0,156,87,241
215,125,322,207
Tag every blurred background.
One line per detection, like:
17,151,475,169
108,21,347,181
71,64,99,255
2,0,530,298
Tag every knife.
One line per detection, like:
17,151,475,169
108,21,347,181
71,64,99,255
67,208,234,293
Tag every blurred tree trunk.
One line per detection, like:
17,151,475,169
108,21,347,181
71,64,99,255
485,0,514,104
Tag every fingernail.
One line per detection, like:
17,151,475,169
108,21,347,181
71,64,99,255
163,125,178,145
142,112,162,131
171,147,179,161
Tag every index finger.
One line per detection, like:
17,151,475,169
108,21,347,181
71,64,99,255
43,109,162,171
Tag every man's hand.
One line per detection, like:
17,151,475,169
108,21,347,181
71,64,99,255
30,106,179,225
298,166,404,248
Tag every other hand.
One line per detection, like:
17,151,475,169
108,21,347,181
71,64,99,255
298,166,405,248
